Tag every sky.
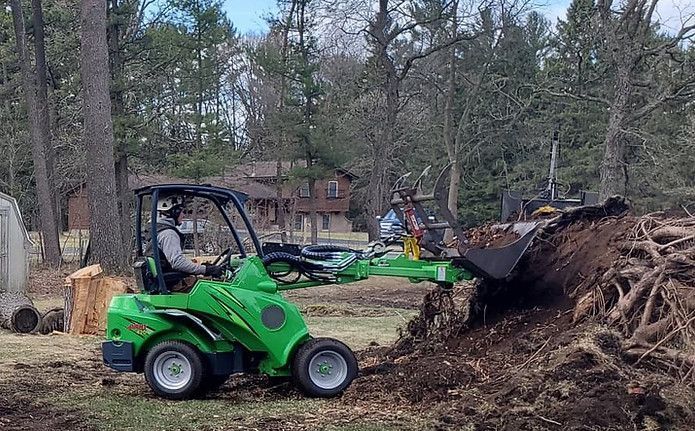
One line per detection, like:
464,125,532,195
223,0,276,35
223,0,695,35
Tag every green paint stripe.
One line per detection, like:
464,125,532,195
208,293,259,337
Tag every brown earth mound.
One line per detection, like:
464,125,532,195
348,199,695,430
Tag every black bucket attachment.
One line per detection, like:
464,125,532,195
453,222,538,280
386,164,540,280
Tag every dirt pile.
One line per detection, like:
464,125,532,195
466,223,520,249
348,199,695,430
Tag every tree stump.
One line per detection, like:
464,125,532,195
64,264,130,335
38,308,65,334
0,292,41,333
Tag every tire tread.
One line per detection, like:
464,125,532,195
143,340,205,400
291,337,358,398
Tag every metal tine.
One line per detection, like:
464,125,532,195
391,172,412,192
412,165,432,191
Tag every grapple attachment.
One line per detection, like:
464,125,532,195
388,165,539,280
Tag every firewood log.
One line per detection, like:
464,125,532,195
0,293,41,333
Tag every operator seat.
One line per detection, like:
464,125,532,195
133,257,188,294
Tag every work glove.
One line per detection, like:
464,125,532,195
204,264,224,278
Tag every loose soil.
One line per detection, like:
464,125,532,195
346,205,695,430
0,397,94,431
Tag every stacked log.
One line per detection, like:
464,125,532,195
0,292,41,333
64,264,131,335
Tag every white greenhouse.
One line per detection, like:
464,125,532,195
0,192,33,294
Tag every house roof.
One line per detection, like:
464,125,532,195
0,191,34,246
67,159,357,202
69,173,278,201
205,175,278,199
129,173,278,200
227,161,358,180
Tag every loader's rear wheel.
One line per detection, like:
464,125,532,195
292,338,357,397
144,341,204,400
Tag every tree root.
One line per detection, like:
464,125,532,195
574,214,695,379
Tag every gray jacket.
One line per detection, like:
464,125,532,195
150,217,206,275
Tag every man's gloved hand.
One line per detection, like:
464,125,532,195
204,264,224,278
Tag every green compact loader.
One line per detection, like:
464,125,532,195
103,173,538,400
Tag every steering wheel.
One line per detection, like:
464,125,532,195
212,247,232,267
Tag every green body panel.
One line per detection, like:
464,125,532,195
105,253,473,376
275,254,472,291
106,294,233,358
339,254,471,284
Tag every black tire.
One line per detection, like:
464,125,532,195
144,341,205,400
291,338,358,398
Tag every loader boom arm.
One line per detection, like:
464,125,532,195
272,253,474,292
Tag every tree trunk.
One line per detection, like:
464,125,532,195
10,0,62,267
276,161,287,241
365,0,399,242
308,177,318,244
599,65,631,199
38,307,64,334
366,140,388,241
443,1,459,243
108,0,133,256
192,213,199,256
0,293,41,333
81,0,128,273
115,154,131,252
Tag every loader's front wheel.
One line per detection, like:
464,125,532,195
144,341,204,400
292,338,357,397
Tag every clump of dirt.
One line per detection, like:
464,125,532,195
466,223,520,248
516,215,634,301
347,198,695,430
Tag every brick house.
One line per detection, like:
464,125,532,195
65,163,356,233
227,161,356,233
65,173,278,230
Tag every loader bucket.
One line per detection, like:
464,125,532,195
453,222,539,280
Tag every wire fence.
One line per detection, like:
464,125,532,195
28,229,370,267
29,230,89,266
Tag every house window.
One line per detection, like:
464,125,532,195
322,213,330,230
327,181,338,198
294,214,304,230
299,183,310,198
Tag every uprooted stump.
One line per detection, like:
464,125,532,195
350,197,695,429
0,293,41,333
407,197,695,376
576,214,695,374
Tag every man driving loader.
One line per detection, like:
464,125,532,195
146,195,224,291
